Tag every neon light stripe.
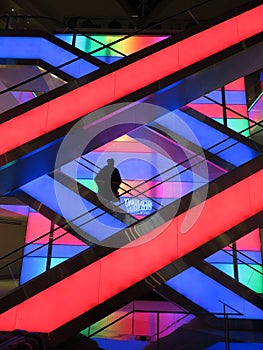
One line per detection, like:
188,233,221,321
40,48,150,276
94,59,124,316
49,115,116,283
0,5,262,156
0,168,262,331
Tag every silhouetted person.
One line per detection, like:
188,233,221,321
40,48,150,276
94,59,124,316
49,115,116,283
95,158,122,202
108,18,122,29
82,18,100,28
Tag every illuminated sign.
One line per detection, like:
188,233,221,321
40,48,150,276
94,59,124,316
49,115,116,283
124,198,152,215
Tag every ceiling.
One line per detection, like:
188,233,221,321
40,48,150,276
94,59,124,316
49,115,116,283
0,0,254,33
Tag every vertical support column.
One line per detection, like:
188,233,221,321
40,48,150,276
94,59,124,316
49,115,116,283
46,221,54,271
221,86,228,127
232,242,239,282
157,311,160,350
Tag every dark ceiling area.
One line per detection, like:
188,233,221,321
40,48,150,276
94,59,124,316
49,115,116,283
0,0,255,33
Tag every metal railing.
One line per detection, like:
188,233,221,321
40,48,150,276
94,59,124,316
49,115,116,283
0,0,258,115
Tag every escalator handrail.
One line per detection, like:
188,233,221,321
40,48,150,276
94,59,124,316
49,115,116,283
0,0,219,60
227,244,263,266
203,95,263,131
0,0,258,106
221,247,263,276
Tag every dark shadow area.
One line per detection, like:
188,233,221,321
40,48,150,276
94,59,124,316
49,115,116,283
48,334,105,350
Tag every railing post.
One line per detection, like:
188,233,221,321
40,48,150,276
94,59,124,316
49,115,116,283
132,301,135,338
5,15,11,29
221,86,228,127
157,311,160,350
223,303,230,350
46,222,54,271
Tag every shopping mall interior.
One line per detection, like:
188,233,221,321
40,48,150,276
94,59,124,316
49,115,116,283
0,0,263,349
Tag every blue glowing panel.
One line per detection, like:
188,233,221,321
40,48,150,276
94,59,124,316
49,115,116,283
205,250,234,264
23,244,48,257
154,109,259,166
94,338,148,350
20,256,47,284
63,151,208,184
61,150,207,211
206,250,262,265
51,244,87,257
20,174,126,241
207,343,263,350
0,37,98,78
236,251,262,264
166,267,263,319
96,56,123,63
55,34,74,45
225,91,247,105
210,263,235,278
191,90,222,104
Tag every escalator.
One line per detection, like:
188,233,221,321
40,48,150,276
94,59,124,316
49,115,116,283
8,96,260,247
0,2,263,347
0,2,263,196
0,147,263,346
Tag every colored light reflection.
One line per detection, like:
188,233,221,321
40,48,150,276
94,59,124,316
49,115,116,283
56,34,169,58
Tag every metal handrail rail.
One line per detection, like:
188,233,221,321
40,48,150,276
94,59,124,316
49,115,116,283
86,299,243,340
0,0,252,102
222,246,263,275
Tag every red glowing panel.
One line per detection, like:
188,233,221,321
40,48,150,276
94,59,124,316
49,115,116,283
0,5,262,156
53,225,86,245
177,20,238,69
236,228,261,251
226,105,248,118
25,212,51,244
0,168,263,332
120,180,195,198
94,140,154,153
187,103,224,118
236,8,263,39
225,77,246,91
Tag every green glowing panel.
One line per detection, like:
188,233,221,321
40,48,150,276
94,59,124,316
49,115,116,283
238,264,263,293
50,257,67,268
213,118,250,137
75,35,105,54
57,34,168,57
212,263,234,278
78,179,98,193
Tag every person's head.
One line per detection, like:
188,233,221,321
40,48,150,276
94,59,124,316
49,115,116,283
107,158,114,166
